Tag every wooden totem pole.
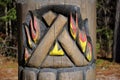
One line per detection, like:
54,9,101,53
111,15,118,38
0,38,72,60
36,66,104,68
17,0,96,80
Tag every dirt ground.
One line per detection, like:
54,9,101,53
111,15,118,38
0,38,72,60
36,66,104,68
0,55,18,80
96,58,120,80
0,55,120,80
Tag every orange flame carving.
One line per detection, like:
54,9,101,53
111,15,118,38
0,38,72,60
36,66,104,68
30,16,40,43
24,25,35,48
86,42,92,61
70,13,77,40
78,29,87,53
24,48,31,62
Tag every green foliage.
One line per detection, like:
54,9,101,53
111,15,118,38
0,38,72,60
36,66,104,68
0,0,12,6
96,59,104,65
0,0,17,58
96,0,116,57
0,8,16,21
0,0,16,21
96,42,100,54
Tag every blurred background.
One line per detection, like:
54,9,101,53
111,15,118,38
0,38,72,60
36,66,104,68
0,0,120,80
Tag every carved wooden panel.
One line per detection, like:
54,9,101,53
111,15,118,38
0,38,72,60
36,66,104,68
18,5,95,80
17,1,96,79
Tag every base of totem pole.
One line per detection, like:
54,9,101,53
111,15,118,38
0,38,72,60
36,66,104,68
19,63,95,80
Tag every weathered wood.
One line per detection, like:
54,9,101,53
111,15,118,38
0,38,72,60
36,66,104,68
59,70,83,80
80,0,87,20
85,65,96,80
18,0,96,51
18,0,96,59
28,15,67,67
22,69,37,80
41,56,74,68
54,0,65,5
17,1,96,80
42,11,57,26
17,4,24,66
86,0,96,59
39,72,56,80
58,29,88,66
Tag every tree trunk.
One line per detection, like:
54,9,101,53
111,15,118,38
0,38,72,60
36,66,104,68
113,0,120,62
17,0,96,80
9,20,12,39
5,7,8,36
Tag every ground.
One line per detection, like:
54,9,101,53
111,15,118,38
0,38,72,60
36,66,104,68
0,55,120,80
96,58,120,80
0,55,18,80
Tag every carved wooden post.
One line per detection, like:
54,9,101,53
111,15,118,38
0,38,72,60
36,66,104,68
17,0,96,80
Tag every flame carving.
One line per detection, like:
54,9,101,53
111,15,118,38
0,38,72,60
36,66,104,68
78,29,87,53
70,13,87,53
76,13,78,30
50,42,64,56
24,25,35,48
70,13,77,40
24,48,31,62
30,16,40,43
86,42,92,61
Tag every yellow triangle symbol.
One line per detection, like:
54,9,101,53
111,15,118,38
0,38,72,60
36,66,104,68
49,42,64,56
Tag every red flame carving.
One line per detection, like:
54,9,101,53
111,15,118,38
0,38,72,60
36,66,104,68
70,13,77,40
30,16,40,43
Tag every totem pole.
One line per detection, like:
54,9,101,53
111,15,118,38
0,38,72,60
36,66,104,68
17,0,96,80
